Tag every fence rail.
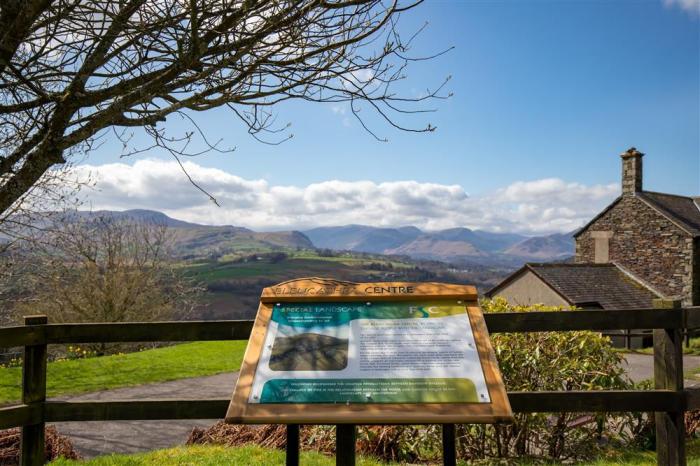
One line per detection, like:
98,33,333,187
1,307,694,346
1,304,698,465
0,390,688,429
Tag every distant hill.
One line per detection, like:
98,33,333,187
503,231,575,260
69,210,314,259
303,225,573,264
420,228,527,254
168,225,313,259
385,236,485,260
69,209,202,228
303,225,422,254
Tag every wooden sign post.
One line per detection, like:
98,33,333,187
226,278,512,463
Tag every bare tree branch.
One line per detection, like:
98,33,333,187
1,0,450,214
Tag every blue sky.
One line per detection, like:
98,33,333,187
81,0,699,233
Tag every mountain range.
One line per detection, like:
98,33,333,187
64,209,314,259
62,210,575,264
303,225,574,265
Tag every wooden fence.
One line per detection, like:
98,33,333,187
1,304,699,466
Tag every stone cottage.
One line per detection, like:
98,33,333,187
487,147,700,308
575,148,700,306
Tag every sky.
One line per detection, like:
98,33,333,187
77,0,700,235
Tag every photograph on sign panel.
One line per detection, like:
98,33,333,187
269,323,349,371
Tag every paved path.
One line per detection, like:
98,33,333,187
52,353,700,458
53,372,237,458
622,353,700,384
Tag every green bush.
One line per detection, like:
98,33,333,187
458,297,633,461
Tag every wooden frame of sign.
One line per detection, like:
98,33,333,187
226,277,512,424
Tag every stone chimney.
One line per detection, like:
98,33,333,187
621,147,644,195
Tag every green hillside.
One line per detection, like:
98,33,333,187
183,249,509,320
170,226,313,260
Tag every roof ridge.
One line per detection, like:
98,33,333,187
641,190,694,201
528,262,614,268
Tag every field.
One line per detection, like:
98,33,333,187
0,341,246,405
185,250,416,282
183,249,508,320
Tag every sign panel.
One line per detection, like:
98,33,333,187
226,278,512,424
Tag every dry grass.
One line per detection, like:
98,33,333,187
0,426,80,464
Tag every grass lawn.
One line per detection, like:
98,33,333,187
46,441,700,466
0,341,246,405
49,445,391,466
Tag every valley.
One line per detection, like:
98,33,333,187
5,209,573,322
183,250,511,320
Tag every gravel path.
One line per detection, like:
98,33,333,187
51,353,700,458
52,372,237,458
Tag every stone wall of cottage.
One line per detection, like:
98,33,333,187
694,237,700,306
576,196,697,305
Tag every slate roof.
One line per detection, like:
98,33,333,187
486,263,660,310
639,191,700,236
575,191,700,238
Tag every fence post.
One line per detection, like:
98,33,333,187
653,299,685,466
20,315,47,466
626,329,632,350
336,424,356,466
286,424,299,466
442,424,456,466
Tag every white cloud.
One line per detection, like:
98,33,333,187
72,159,619,234
664,0,700,15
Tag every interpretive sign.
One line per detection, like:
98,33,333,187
226,278,512,424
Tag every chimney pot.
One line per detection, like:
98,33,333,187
621,147,644,159
620,147,643,195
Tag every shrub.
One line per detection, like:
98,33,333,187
458,297,633,461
